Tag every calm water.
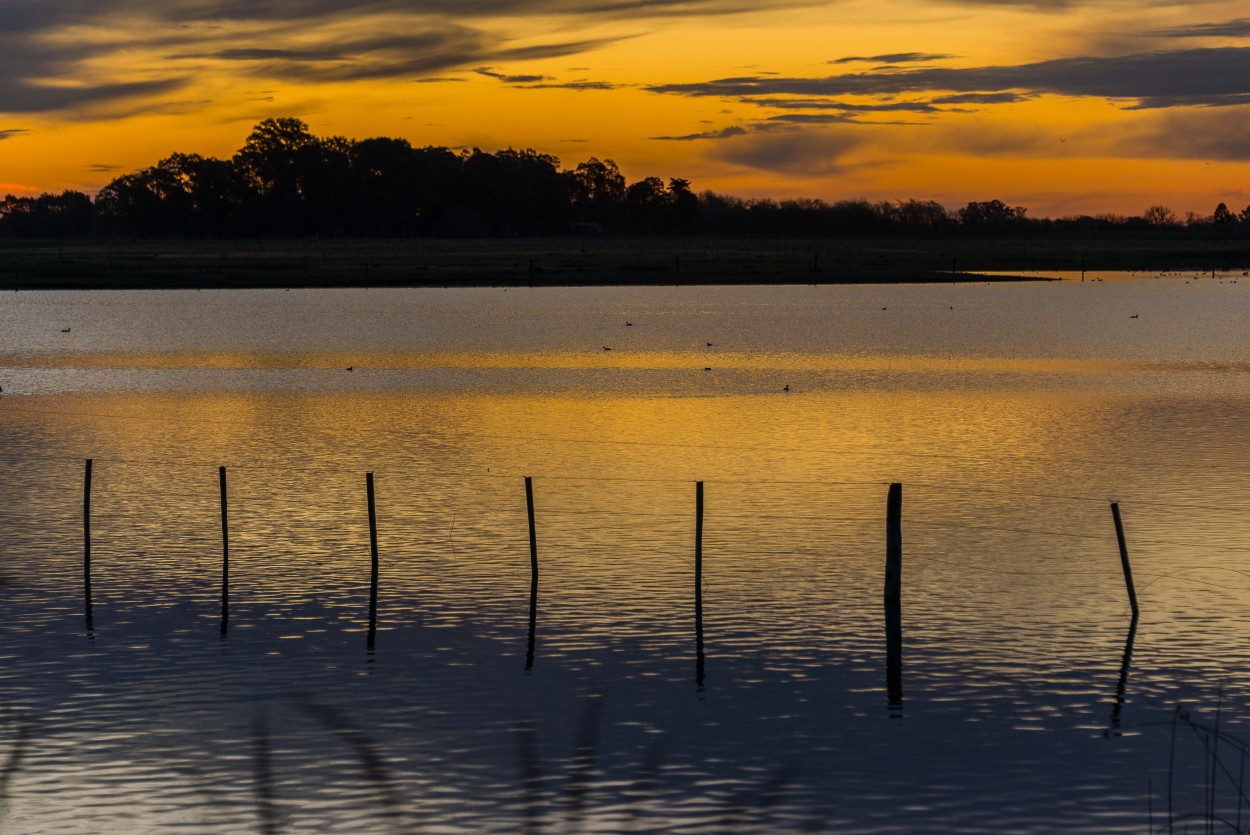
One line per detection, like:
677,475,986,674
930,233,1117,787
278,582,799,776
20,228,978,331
3,275,1250,832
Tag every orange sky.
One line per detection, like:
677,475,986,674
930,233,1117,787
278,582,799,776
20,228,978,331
2,0,1249,217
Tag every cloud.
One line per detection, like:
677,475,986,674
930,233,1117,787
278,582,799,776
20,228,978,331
476,67,552,83
1151,18,1250,39
709,128,863,175
1125,105,1250,160
753,97,941,113
517,79,623,90
651,125,753,140
831,53,956,64
0,129,30,140
649,47,1250,109
0,0,767,115
476,66,623,90
931,92,1030,104
0,80,187,114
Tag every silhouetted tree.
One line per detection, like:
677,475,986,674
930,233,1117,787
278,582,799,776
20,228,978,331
0,191,94,237
958,200,1026,231
1142,205,1178,227
567,157,625,227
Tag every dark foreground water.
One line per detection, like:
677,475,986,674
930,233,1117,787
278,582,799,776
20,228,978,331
3,276,1250,832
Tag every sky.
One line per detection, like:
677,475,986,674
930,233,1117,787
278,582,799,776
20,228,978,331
1,0,1249,217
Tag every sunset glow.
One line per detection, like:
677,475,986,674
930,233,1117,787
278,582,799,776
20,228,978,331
2,0,1250,216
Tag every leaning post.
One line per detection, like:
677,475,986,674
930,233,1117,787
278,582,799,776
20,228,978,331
1110,502,1140,617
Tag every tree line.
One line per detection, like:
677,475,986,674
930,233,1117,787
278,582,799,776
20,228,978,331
3,117,1250,240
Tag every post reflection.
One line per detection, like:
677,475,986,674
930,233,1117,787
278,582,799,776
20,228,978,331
1107,613,1139,735
367,573,378,653
83,458,93,635
83,564,94,635
219,571,229,640
219,465,229,640
695,481,705,691
885,597,902,713
525,577,537,671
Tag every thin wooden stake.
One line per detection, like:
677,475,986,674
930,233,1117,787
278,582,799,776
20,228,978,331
525,476,538,671
525,477,538,586
83,458,92,569
367,472,379,649
1110,502,1140,617
884,483,902,599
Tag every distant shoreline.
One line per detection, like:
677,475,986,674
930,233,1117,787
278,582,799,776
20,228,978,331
1,234,1246,290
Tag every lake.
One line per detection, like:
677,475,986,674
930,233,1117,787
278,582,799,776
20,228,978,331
2,274,1250,832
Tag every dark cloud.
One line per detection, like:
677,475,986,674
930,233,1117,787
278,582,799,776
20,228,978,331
649,47,1250,109
710,128,862,175
518,80,623,90
0,0,772,115
476,67,552,83
931,92,1030,104
0,129,30,140
475,66,622,90
0,80,186,114
752,97,941,113
1151,19,1250,39
765,112,928,125
87,164,124,172
651,125,753,140
831,53,955,64
412,76,466,83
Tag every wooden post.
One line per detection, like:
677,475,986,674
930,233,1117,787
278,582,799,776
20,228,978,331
525,476,539,671
1110,502,1140,616
219,466,229,637
367,472,379,650
675,254,681,277
695,481,705,688
84,458,94,633
884,483,902,599
525,477,538,586
83,458,92,569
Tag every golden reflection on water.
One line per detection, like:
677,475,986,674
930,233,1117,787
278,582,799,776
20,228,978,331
6,348,1241,377
7,305,1250,830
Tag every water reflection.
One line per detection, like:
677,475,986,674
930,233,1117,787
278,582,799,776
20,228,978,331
885,598,903,713
1108,613,1139,735
695,481,705,691
367,472,379,653
83,458,93,635
219,465,229,640
4,284,1250,832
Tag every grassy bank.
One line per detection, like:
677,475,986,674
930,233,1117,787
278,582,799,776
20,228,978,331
2,234,1249,289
